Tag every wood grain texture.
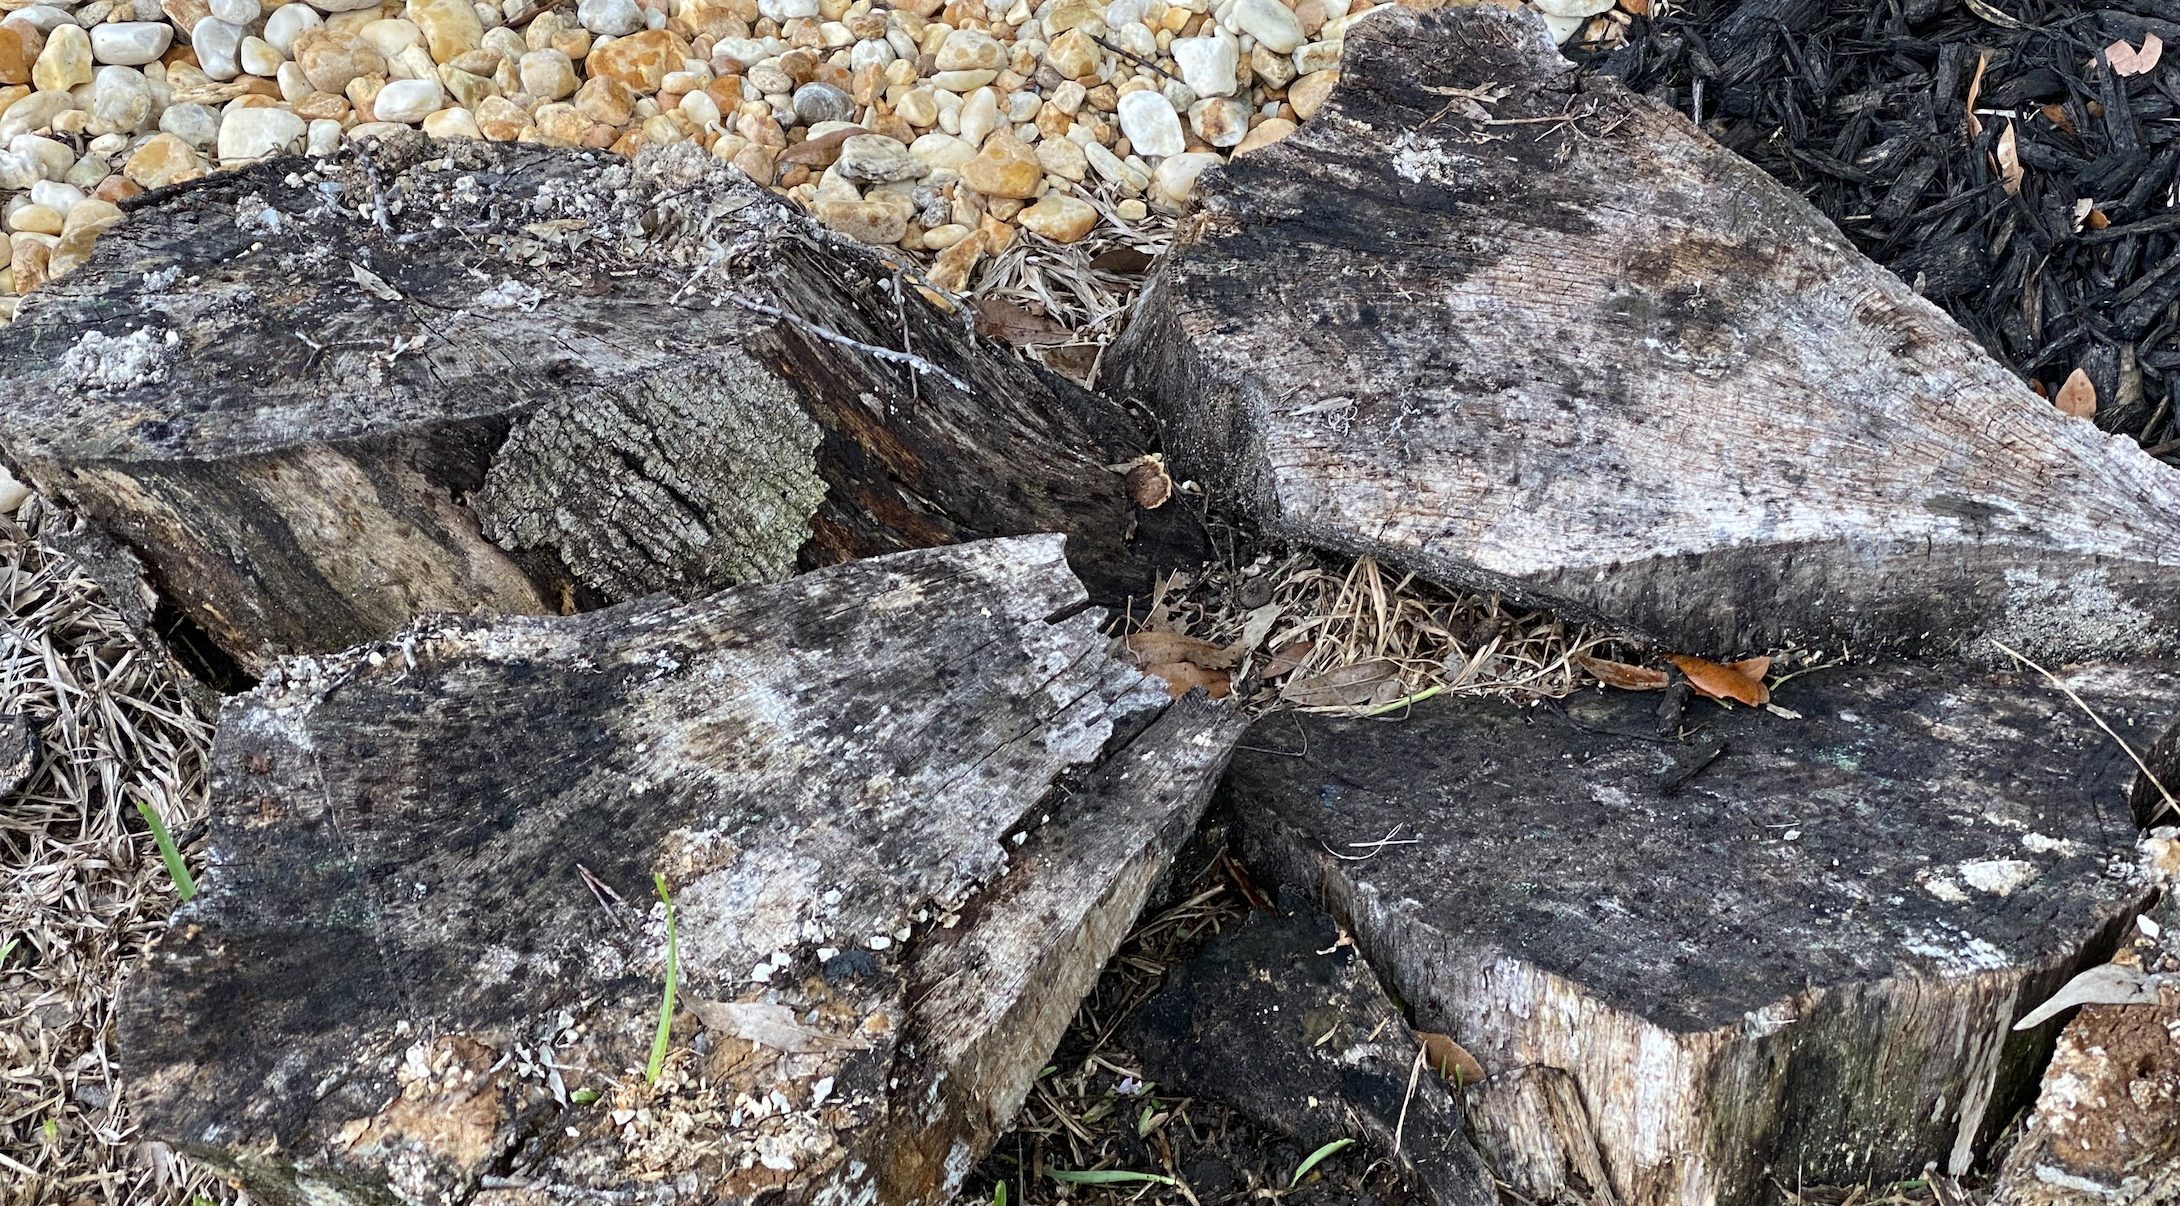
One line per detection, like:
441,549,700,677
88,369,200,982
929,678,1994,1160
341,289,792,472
117,535,1239,1206
1225,661,2176,1206
1109,3,2180,661
0,134,1197,674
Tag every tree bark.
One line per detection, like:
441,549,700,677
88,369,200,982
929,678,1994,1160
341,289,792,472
1108,2,2180,663
0,134,1199,676
1223,660,2177,1206
117,535,1240,1206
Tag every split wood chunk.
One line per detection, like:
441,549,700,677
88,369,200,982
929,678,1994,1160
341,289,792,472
0,134,1195,676
1110,3,2180,661
117,535,1242,1206
1224,661,2180,1206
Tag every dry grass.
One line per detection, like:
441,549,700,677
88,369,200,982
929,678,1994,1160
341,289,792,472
0,498,229,1206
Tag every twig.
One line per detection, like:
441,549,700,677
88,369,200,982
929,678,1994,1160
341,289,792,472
1992,640,2179,822
1391,1043,1426,1160
725,296,975,392
1089,33,1181,84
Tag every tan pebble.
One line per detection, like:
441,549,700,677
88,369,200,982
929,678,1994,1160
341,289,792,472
584,27,689,93
6,204,60,235
1034,134,1084,180
123,133,201,188
449,46,499,74
1016,191,1093,241
928,229,979,290
58,198,119,239
580,121,617,147
921,221,970,249
1115,196,1146,220
977,210,1012,252
640,113,687,143
8,236,44,294
1044,0,1103,34
574,73,634,123
1249,41,1294,87
1294,0,1325,31
0,27,28,87
94,175,143,202
359,18,423,59
293,90,351,119
1289,67,1334,118
519,47,577,99
1085,81,1117,111
896,85,936,126
475,91,526,137
1044,27,1097,78
33,25,91,92
730,139,776,182
296,29,386,93
406,0,484,63
608,126,648,155
1233,115,1293,152
422,104,479,136
533,102,589,142
958,130,1039,197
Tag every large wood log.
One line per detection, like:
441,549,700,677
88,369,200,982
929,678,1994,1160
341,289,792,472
1108,3,2180,662
1223,661,2177,1206
0,134,1199,676
117,535,1244,1206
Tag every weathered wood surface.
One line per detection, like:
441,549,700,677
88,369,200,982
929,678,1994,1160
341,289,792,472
1122,899,1498,1206
1109,3,2180,661
0,134,1198,675
118,535,1241,1206
1225,661,2178,1206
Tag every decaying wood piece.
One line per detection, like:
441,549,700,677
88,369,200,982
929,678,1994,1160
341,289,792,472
0,134,1197,675
1463,1067,1619,1206
118,535,1241,1206
1224,661,2179,1206
1110,2,2180,661
1990,831,2180,1206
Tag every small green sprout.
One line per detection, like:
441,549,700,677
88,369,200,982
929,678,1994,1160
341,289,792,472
1291,1137,1354,1187
645,873,677,1085
135,800,195,901
1046,1169,1177,1187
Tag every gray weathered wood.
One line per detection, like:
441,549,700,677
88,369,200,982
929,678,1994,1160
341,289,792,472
118,535,1241,1206
1225,661,2176,1206
1108,2,2180,662
0,134,1197,676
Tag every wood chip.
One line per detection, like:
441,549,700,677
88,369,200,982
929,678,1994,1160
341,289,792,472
1995,120,2023,195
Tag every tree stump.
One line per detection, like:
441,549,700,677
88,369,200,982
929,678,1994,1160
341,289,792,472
1224,661,2178,1206
1109,2,2180,662
117,535,1244,1206
0,134,1198,675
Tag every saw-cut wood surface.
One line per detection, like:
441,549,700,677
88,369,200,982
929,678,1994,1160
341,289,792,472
1110,3,2180,662
1225,660,2178,1206
118,535,1242,1206
0,134,1197,675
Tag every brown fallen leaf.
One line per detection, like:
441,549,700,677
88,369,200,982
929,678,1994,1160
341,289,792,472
1577,654,1670,691
1144,661,1231,699
1087,246,1156,275
1414,1030,1487,1086
972,296,1071,347
2108,32,2164,76
1124,454,1173,509
1263,639,1315,679
2041,103,2077,135
1126,631,1241,669
1619,0,1648,14
1283,659,1403,708
2055,367,2097,419
1995,119,2023,196
1963,49,1988,138
1727,655,1772,682
1664,654,1770,707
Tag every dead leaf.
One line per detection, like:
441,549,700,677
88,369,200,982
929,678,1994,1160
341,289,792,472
350,262,403,301
2041,103,2077,134
2107,33,2164,76
1619,0,1648,14
1126,631,1241,669
1283,659,1403,708
1727,655,1772,682
2086,208,2110,230
1264,639,1315,679
1995,120,2022,196
1577,655,1670,691
1664,654,1770,707
972,297,1071,347
1414,1031,1486,1086
1964,50,1988,138
1236,602,1285,655
2055,367,2097,419
1087,247,1156,275
1124,455,1173,509
1144,661,1231,699
688,1000,871,1054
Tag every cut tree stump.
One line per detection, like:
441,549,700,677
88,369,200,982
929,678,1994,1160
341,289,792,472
1224,661,2180,1206
1109,2,2180,661
0,134,1198,675
117,534,1244,1206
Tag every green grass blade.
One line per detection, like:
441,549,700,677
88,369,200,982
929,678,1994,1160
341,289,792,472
1046,1170,1177,1186
645,873,678,1085
1290,1137,1355,1187
993,1181,1006,1206
0,936,18,968
135,800,195,901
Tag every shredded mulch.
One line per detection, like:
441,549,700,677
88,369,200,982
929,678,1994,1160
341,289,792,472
1579,0,2180,452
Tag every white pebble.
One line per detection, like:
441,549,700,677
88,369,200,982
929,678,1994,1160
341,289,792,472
262,2,322,53
1171,31,1237,96
239,35,284,76
191,17,245,80
1231,0,1301,53
576,0,641,35
88,21,171,65
1115,88,1183,157
757,0,816,18
208,0,259,24
217,106,306,161
306,117,342,155
372,77,444,123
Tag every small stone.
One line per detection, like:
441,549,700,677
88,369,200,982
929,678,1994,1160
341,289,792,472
60,196,120,236
1171,32,1237,96
1188,95,1245,147
933,26,1003,71
1288,66,1334,119
577,0,642,34
1290,38,1338,74
191,17,244,79
407,0,484,63
1035,132,1085,179
1049,78,1086,114
217,103,305,159
1044,27,1097,78
32,23,90,91
292,90,349,119
87,65,151,133
679,87,721,127
7,203,61,234
422,103,478,136
372,75,442,120
10,235,47,294
31,181,82,214
812,197,904,243
1116,88,1181,157
1231,0,1303,53
757,0,815,17
209,0,259,23
295,29,385,93
835,131,926,182
474,91,525,136
88,21,171,65
958,84,996,146
241,36,286,76
9,7,72,33
124,133,201,185
729,139,774,182
93,174,141,201
790,78,849,124
1233,114,1293,152
306,115,340,152
921,221,969,248
357,17,422,58
1152,147,1219,200
157,102,220,147
583,26,686,92
927,68,996,92
907,130,973,169
0,29,25,87
896,86,936,125
1016,191,1094,241
572,72,632,122
1044,0,1103,35
1115,196,1146,219
449,46,499,74
1249,41,1295,88
518,47,576,98
263,3,322,53
959,129,1039,196
928,228,978,289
